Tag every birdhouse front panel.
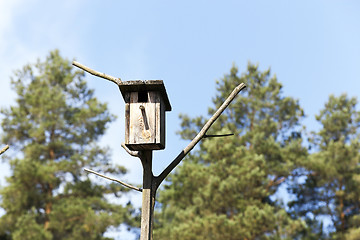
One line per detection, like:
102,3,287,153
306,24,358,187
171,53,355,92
125,91,165,150
129,91,155,145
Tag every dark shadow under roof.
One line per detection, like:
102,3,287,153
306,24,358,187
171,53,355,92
118,80,172,111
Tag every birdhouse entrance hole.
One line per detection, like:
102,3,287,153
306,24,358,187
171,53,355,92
138,91,148,103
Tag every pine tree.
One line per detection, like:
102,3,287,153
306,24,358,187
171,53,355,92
289,94,360,239
0,50,136,239
154,63,307,239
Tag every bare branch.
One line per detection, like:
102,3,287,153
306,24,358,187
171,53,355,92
203,133,234,138
121,143,140,157
72,61,122,86
0,145,9,155
84,168,142,192
155,82,246,187
266,176,286,192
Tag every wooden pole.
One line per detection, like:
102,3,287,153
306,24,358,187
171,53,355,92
140,151,156,240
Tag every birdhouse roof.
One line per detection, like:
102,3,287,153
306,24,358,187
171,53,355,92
118,80,172,111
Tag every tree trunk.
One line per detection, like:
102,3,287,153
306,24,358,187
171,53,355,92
44,147,55,229
44,183,53,230
339,180,345,232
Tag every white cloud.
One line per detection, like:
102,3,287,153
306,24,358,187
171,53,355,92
0,1,144,227
0,0,22,36
0,0,24,105
0,0,89,105
0,0,143,192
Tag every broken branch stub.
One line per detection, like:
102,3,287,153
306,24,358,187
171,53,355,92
203,133,234,138
72,61,122,86
121,142,141,157
84,168,142,192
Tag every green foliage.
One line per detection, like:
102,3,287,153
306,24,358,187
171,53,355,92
12,209,52,240
289,94,360,239
155,63,307,239
0,50,137,239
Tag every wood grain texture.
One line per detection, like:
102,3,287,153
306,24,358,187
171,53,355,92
140,151,155,240
125,91,166,150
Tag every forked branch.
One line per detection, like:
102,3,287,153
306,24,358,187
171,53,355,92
84,168,142,192
0,145,9,155
155,83,246,187
72,61,122,86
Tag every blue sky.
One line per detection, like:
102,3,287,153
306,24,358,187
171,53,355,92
0,0,360,238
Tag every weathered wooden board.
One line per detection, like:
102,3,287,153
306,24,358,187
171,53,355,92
125,91,166,151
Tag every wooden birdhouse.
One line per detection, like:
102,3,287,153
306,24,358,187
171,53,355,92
119,80,172,151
